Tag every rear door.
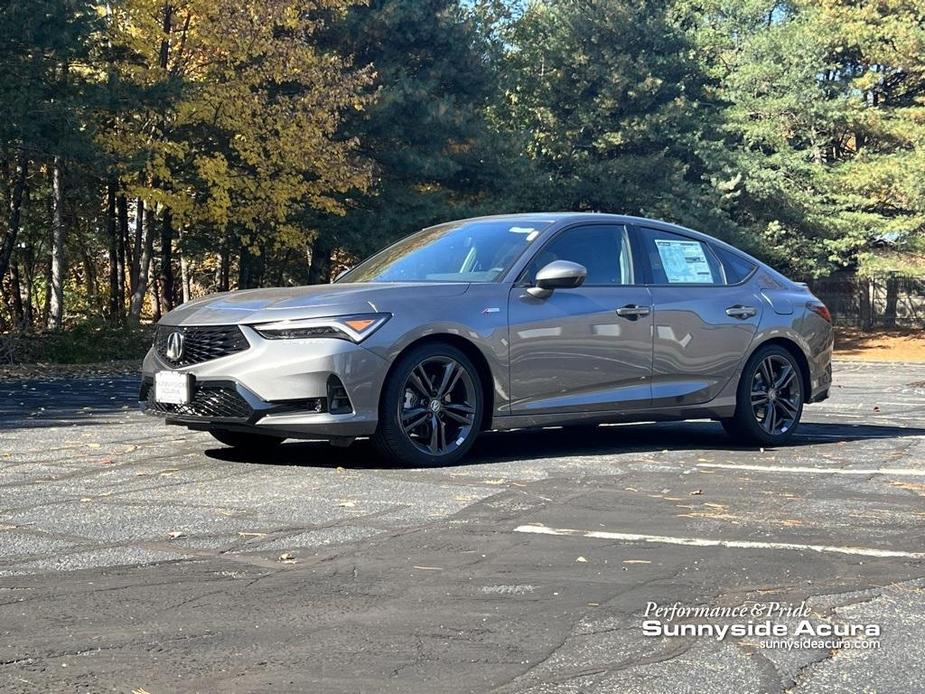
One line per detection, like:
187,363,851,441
636,226,762,408
507,223,653,414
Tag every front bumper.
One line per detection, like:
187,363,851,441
140,325,388,438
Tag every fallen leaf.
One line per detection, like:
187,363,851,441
278,552,296,562
690,489,703,496
167,531,185,540
576,556,588,563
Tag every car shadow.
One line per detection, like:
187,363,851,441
203,420,925,470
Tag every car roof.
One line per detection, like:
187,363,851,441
445,212,711,240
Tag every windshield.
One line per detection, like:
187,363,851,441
337,219,552,283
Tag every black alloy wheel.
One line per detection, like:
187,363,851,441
722,344,804,446
374,343,483,466
750,353,801,435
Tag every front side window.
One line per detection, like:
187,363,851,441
526,225,634,286
638,228,723,285
337,219,552,283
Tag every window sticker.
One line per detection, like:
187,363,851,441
654,239,714,284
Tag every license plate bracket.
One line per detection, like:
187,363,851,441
155,371,192,405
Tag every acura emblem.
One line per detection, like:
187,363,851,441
166,331,185,361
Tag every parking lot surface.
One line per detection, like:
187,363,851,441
1,361,924,692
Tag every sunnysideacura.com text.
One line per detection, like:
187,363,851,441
642,601,881,651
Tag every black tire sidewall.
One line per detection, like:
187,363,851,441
374,343,484,467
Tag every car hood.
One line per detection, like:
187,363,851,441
160,282,471,326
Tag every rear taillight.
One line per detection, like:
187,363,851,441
807,301,832,323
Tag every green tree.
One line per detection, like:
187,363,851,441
495,0,734,235
681,0,925,275
307,0,517,281
0,0,102,327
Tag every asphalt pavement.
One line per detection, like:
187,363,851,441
1,361,924,692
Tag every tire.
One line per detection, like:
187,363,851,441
209,429,285,450
721,344,805,446
372,342,484,466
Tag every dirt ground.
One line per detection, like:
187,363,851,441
836,327,925,362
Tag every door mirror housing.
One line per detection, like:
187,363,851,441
527,260,587,298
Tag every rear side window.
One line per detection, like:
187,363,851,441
526,224,634,285
713,246,757,284
638,228,723,285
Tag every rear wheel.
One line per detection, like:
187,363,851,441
722,345,804,446
209,429,285,451
373,342,483,467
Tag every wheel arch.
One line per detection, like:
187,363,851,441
381,334,495,431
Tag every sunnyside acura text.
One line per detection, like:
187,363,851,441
140,213,833,466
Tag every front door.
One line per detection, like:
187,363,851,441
508,224,653,415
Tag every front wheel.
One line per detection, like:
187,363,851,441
373,342,483,467
722,345,804,446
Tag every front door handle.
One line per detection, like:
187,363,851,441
616,304,651,319
725,305,757,319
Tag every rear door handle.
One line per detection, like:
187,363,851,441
725,305,757,319
616,304,651,319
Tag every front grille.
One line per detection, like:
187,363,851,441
154,325,249,367
145,382,253,420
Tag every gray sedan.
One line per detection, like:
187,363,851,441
140,213,833,465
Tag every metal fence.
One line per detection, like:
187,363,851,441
802,272,925,329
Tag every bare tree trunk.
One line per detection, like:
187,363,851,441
129,202,155,323
160,208,174,311
8,260,24,327
178,226,190,303
129,197,143,291
117,192,128,316
106,177,120,323
79,243,98,307
0,151,27,287
49,155,65,329
307,238,333,284
41,251,51,327
20,256,34,330
218,240,230,291
858,277,872,330
884,273,899,329
153,269,162,321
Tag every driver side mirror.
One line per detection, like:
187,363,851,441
527,260,587,298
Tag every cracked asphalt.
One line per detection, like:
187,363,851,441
1,360,924,692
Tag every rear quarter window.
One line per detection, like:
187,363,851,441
713,246,757,284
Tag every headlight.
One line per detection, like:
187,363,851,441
252,313,391,343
